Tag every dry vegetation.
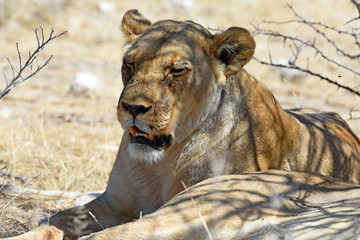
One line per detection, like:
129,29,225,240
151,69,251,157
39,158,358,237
0,0,359,237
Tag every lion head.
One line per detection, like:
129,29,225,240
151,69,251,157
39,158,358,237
117,10,255,163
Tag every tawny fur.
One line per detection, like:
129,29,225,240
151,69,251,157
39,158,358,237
9,9,360,240
7,225,63,240
10,170,360,240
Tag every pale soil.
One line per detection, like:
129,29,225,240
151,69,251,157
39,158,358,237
0,0,359,237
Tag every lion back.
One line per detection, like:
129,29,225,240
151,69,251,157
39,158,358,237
286,108,360,183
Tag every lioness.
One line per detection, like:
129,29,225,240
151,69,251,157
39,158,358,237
8,9,360,240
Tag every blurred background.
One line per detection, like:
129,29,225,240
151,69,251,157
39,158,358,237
0,0,359,236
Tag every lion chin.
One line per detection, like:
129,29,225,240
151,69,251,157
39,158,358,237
127,143,164,163
127,126,172,163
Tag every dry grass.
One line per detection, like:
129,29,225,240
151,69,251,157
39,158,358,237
0,0,359,237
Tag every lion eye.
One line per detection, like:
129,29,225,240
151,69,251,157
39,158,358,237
122,61,136,84
125,61,135,71
170,67,185,76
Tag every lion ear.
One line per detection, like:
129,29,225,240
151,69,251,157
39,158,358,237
211,27,255,77
121,9,152,44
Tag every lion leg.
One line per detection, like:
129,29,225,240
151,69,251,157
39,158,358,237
45,193,124,240
6,225,63,240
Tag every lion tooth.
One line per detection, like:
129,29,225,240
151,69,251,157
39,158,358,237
146,134,155,140
129,126,138,137
129,126,155,141
136,133,146,137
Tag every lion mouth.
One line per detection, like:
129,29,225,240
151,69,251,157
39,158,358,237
129,126,171,150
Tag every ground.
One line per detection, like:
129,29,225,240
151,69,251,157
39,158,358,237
0,0,359,237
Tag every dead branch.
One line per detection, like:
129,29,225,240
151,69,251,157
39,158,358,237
253,28,360,76
349,109,360,120
0,28,67,100
287,3,360,59
254,57,360,97
347,0,360,23
252,3,360,97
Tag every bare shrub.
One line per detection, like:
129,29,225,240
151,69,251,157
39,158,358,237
252,1,360,97
0,28,67,100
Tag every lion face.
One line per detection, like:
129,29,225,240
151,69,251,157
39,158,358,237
118,10,255,163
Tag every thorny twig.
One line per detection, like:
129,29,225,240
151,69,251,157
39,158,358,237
252,2,360,97
261,18,360,53
0,28,67,100
347,0,360,23
254,57,360,97
252,28,360,76
349,109,360,120
287,3,360,59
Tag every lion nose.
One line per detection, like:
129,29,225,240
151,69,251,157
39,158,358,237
121,102,152,119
